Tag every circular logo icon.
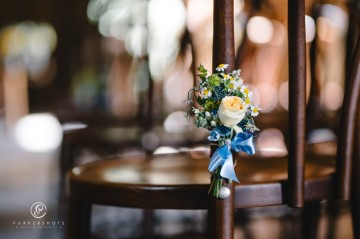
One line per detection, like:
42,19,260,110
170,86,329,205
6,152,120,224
30,202,47,219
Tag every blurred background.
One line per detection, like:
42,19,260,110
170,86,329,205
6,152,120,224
0,0,358,238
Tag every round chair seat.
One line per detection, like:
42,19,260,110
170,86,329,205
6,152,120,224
68,152,335,209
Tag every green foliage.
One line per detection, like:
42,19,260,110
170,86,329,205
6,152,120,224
240,115,259,133
208,74,221,87
195,115,208,128
197,64,207,78
204,99,217,111
233,91,245,98
244,123,260,133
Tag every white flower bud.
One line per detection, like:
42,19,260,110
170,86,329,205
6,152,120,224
225,139,231,145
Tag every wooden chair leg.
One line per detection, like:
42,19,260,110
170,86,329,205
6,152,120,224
287,208,302,239
66,198,91,239
140,209,155,238
60,133,76,177
351,112,360,239
324,200,340,239
302,201,321,239
208,183,235,239
351,180,360,239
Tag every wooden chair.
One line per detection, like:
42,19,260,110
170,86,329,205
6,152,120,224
66,0,360,238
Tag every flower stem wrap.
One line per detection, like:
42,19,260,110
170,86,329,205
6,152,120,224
208,133,255,182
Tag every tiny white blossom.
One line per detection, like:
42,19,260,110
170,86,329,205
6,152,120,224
216,64,228,72
228,80,242,92
210,121,217,127
205,111,211,120
225,139,231,145
200,87,212,99
240,85,248,94
192,108,200,114
222,73,230,79
251,106,261,116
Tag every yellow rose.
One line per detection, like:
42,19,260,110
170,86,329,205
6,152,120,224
218,96,247,126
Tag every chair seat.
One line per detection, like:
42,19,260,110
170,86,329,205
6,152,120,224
68,151,335,210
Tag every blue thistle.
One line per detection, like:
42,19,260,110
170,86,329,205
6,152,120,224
213,86,226,101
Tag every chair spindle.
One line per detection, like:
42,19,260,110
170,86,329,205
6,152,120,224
288,0,306,208
209,0,235,238
335,36,360,200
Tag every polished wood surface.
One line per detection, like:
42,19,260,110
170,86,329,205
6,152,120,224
69,152,335,185
211,0,236,238
287,0,306,208
212,0,235,71
335,36,360,200
209,182,234,239
351,107,360,239
68,152,335,210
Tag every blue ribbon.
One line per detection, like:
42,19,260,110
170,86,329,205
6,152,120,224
208,133,255,182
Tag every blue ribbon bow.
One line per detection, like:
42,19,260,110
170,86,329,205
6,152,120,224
208,133,255,182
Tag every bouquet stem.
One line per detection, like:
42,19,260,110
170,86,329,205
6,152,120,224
208,167,231,198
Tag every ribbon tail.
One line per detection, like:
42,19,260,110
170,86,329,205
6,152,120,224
220,153,239,182
208,146,228,173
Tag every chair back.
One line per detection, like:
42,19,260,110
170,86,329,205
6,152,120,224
213,0,360,208
211,0,307,208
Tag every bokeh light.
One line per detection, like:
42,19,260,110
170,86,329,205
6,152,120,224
141,131,160,151
255,83,278,112
257,128,287,157
305,15,316,43
0,22,57,75
148,0,186,38
14,113,63,152
322,81,343,111
153,146,179,155
278,81,289,111
163,111,191,133
246,16,273,44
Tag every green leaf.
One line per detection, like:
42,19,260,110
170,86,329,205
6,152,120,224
194,115,208,128
197,64,208,78
199,117,208,127
204,99,220,111
244,123,260,133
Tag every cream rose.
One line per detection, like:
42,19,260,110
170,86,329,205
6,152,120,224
218,96,247,127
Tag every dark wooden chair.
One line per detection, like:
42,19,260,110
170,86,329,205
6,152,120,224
66,0,360,238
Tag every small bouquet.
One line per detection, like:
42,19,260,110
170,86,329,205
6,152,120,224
186,64,260,199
